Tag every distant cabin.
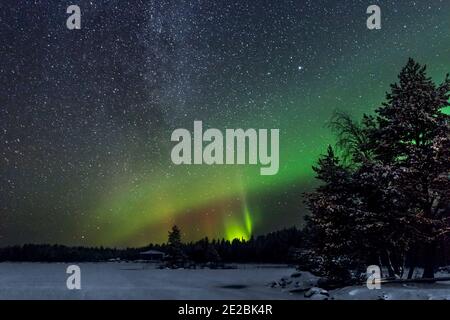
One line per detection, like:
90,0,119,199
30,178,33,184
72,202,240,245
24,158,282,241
139,250,165,261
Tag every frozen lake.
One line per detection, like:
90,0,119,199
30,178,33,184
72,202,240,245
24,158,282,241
0,263,298,300
3,262,450,300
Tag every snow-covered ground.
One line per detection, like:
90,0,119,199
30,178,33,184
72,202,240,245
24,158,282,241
0,262,298,300
332,283,450,300
333,268,450,300
1,262,450,300
272,269,450,300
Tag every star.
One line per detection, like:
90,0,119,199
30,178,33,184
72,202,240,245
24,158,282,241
1,0,448,247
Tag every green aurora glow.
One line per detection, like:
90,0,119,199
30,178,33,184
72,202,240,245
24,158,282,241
1,1,449,247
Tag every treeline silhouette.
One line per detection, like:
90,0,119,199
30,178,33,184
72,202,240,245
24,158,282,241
186,227,303,263
0,227,303,263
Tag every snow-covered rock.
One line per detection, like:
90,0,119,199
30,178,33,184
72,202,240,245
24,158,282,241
304,287,329,299
272,270,320,293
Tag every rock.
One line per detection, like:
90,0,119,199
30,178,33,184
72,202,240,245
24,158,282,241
310,293,329,300
278,277,292,288
289,281,313,292
304,287,329,298
291,272,302,278
377,293,389,300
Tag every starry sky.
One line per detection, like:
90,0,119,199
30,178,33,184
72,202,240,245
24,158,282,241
1,0,449,247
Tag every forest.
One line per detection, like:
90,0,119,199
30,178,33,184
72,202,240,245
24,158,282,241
0,227,303,264
301,58,449,285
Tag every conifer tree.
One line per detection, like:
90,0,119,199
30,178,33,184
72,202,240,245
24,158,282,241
167,225,186,267
370,59,450,278
304,146,357,283
305,59,449,281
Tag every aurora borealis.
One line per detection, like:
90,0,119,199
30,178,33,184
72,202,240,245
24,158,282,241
1,1,449,247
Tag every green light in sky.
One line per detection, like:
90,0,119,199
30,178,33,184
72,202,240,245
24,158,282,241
442,106,450,115
244,206,252,237
225,225,250,241
224,201,253,241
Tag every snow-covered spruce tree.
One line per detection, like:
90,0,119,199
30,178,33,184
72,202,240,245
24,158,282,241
327,113,408,277
352,162,416,278
305,59,449,282
304,146,359,284
370,59,450,278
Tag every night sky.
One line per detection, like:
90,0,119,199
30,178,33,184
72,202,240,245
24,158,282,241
1,1,449,247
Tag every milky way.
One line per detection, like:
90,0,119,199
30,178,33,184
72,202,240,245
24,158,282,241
1,0,449,246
